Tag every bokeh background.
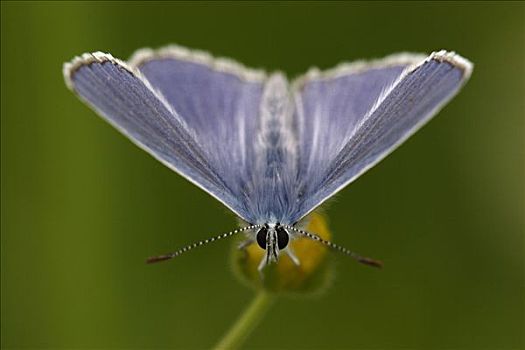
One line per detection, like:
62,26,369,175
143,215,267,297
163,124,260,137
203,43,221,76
2,1,524,349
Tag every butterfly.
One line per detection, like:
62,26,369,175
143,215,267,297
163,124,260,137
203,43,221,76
63,45,472,272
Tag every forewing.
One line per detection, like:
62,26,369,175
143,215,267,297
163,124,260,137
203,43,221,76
292,51,473,222
63,52,248,219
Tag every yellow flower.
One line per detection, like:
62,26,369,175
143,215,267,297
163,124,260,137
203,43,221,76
231,212,334,295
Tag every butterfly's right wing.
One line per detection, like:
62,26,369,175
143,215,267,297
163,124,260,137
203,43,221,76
292,53,425,195
291,51,472,222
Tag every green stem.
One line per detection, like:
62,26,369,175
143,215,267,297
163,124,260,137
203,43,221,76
213,291,275,350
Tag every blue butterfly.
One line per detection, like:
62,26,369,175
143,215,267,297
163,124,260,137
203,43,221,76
64,45,472,272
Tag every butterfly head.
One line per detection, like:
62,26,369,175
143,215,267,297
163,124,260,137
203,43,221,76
255,223,290,265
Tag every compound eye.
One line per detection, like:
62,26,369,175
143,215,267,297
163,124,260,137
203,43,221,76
256,227,267,249
276,226,289,250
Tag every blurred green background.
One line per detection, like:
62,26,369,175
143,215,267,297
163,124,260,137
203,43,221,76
1,1,524,349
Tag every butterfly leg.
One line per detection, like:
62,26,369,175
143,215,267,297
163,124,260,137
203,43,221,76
257,254,268,281
237,238,254,251
285,248,301,266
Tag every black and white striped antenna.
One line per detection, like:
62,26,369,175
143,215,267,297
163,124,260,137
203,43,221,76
146,223,382,268
283,225,383,268
146,224,262,263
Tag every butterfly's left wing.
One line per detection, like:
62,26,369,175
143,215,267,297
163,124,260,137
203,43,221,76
129,47,299,224
291,51,473,222
128,46,267,204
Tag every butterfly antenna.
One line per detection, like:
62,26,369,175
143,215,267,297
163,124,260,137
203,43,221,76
146,224,262,264
283,225,383,268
